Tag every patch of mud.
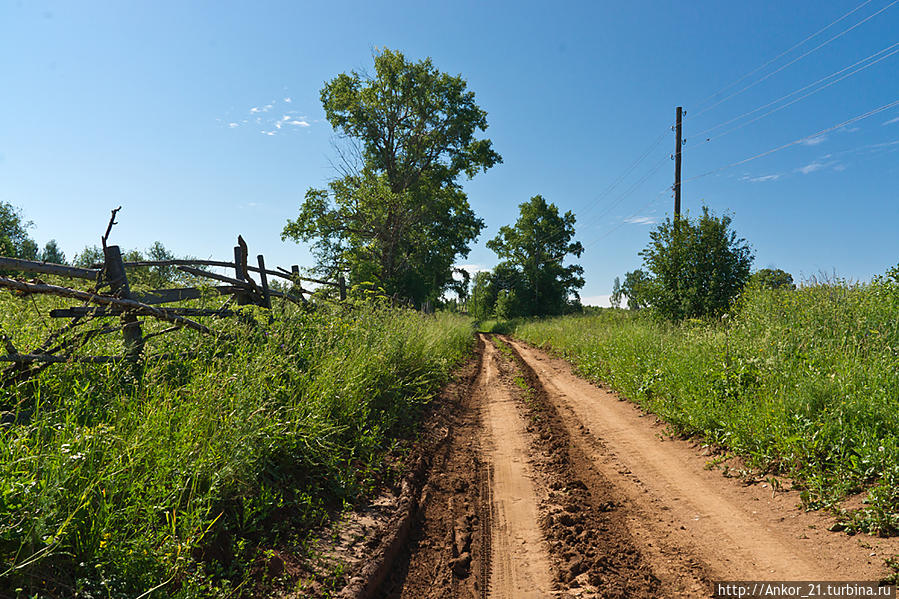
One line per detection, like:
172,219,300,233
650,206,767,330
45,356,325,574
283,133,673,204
377,337,487,599
269,344,483,599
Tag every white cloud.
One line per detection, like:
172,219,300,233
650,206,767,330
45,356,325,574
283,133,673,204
802,135,827,146
581,294,612,308
623,215,658,225
883,116,899,126
747,174,781,182
797,161,826,175
839,126,860,133
833,164,847,172
227,100,312,133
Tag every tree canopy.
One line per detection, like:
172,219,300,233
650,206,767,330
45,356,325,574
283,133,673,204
637,207,753,320
750,268,795,290
484,195,584,317
0,202,37,260
282,48,501,306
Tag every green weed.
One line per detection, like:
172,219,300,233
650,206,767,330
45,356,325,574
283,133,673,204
512,276,899,535
0,290,474,597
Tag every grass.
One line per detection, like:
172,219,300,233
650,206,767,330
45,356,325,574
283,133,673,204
511,275,899,536
0,287,474,598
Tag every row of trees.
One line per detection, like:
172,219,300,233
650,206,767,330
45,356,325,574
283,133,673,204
0,202,197,288
469,195,584,319
281,49,585,316
1,202,66,265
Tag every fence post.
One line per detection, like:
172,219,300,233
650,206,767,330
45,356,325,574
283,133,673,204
290,265,308,304
256,255,271,309
234,246,250,306
104,245,143,360
338,275,346,301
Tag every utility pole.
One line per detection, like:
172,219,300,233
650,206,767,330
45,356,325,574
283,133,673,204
674,106,683,219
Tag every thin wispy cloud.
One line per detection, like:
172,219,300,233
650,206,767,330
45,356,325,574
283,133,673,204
883,116,899,126
802,135,827,146
623,216,658,225
742,173,782,183
224,97,313,136
797,161,827,175
833,164,847,172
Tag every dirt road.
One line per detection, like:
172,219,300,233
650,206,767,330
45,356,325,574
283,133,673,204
375,335,898,598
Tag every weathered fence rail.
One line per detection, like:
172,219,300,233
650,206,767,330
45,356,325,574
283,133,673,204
0,225,346,386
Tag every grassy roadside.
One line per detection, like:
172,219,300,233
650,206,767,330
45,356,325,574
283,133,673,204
510,278,899,536
0,294,474,597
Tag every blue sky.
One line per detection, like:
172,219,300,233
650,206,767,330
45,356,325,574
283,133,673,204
2,0,897,304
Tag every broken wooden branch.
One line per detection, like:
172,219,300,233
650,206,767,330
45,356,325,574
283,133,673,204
101,206,122,250
0,278,214,335
0,258,101,281
176,266,252,289
50,307,235,318
0,354,126,364
133,286,242,305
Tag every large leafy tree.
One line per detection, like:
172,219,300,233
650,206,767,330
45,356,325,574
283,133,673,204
639,207,753,320
0,202,37,260
486,195,584,316
282,48,501,306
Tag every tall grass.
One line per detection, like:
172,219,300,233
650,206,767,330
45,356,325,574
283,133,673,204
0,295,474,597
513,276,899,535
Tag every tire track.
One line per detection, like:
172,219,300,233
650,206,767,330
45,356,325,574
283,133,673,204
504,336,899,584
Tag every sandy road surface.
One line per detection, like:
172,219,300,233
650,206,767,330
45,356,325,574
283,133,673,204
373,335,898,598
506,336,899,584
480,339,555,598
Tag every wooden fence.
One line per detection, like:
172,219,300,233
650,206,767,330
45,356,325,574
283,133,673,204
0,233,345,386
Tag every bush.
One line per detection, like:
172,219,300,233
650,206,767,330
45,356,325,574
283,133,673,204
637,207,753,320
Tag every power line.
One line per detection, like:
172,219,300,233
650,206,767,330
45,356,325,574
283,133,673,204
581,99,899,253
540,155,670,252
567,128,669,224
690,0,876,112
688,0,897,122
695,40,899,140
684,98,899,185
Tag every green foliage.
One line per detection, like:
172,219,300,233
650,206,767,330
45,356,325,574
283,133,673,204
0,293,475,597
621,269,651,310
0,202,37,261
39,240,67,265
282,48,501,307
610,276,622,309
513,270,899,534
751,267,795,290
74,245,104,268
469,271,495,320
485,195,584,317
494,289,521,320
637,207,753,320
